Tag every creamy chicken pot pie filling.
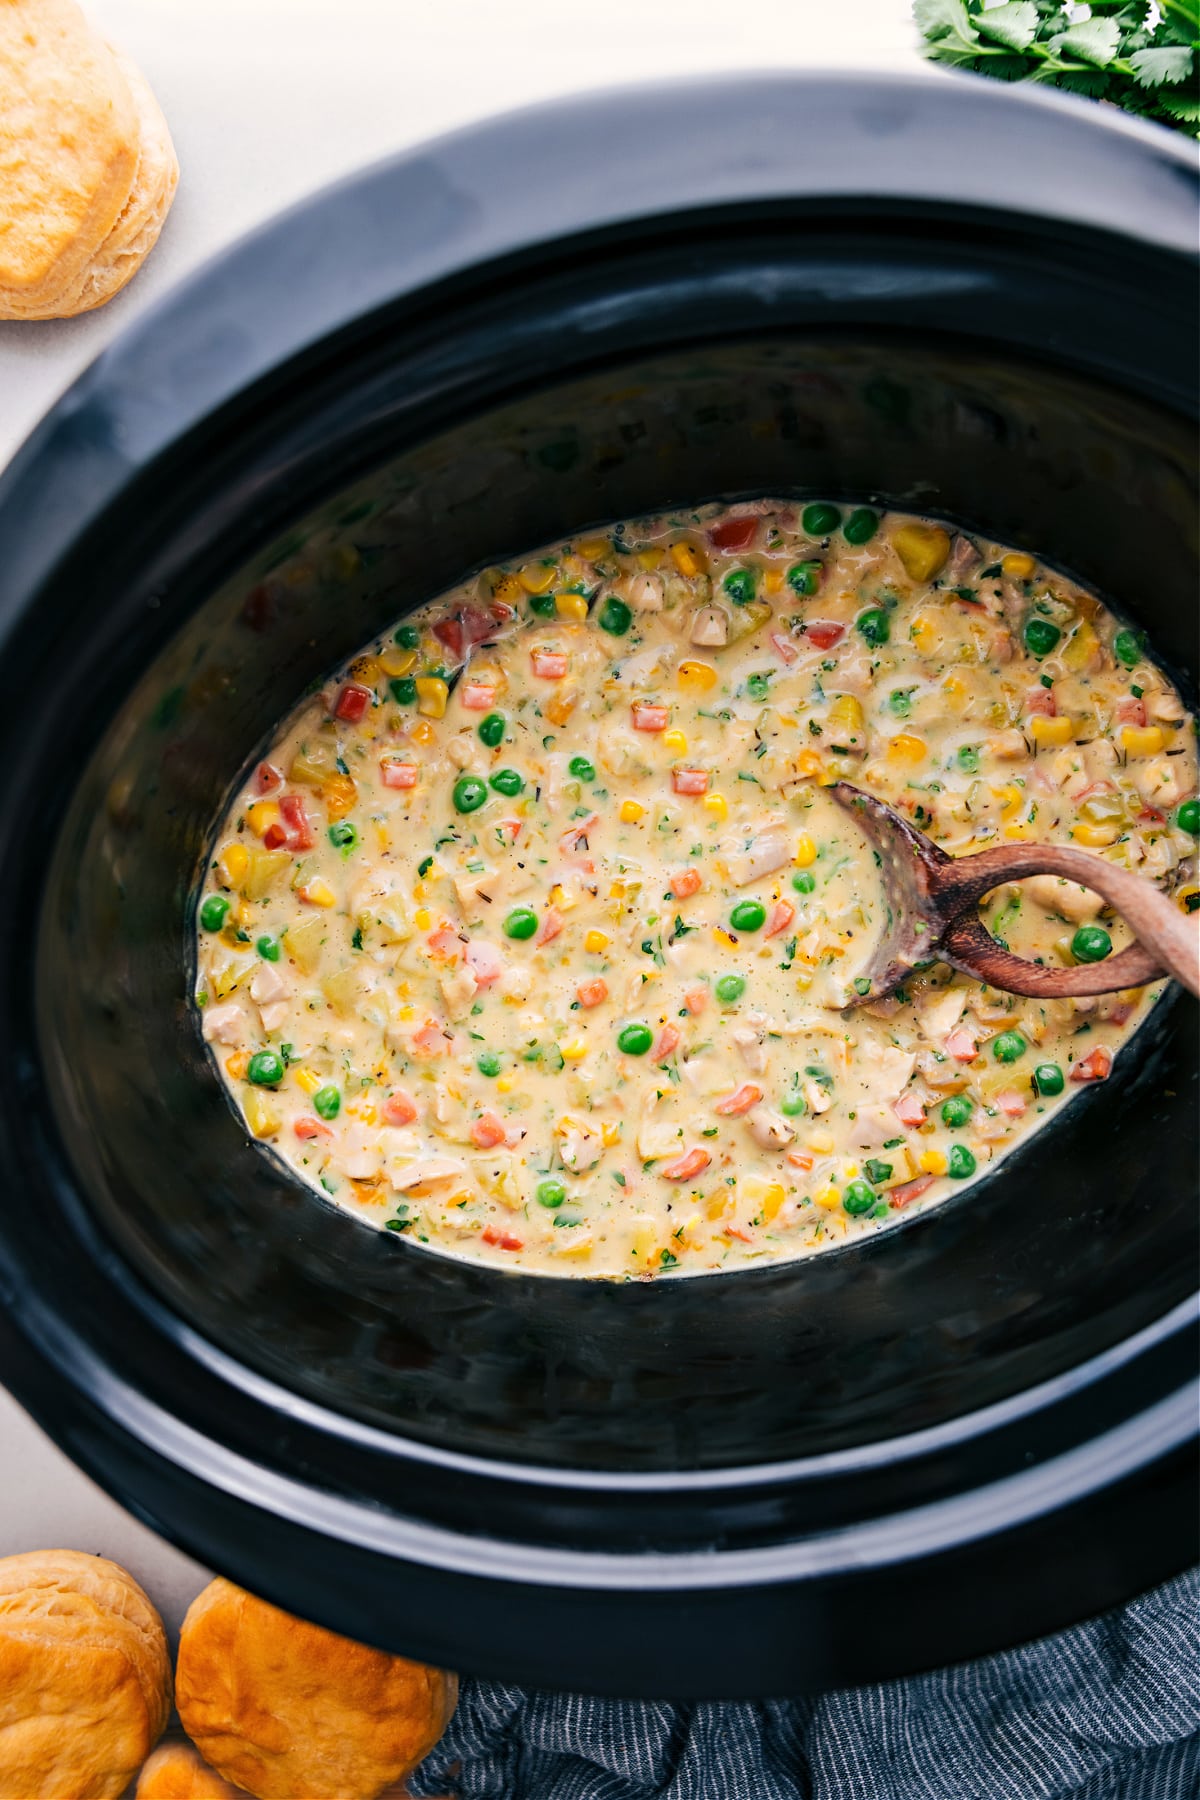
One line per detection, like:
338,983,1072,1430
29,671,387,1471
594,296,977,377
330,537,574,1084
196,502,1198,1277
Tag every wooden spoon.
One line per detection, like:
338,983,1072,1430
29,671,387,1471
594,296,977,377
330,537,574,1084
828,780,1199,1002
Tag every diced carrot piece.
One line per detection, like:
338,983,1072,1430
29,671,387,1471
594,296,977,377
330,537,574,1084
708,514,759,550
770,632,797,664
806,621,845,651
279,792,314,850
466,941,504,985
381,758,419,789
945,1027,978,1062
660,1147,712,1181
481,1226,523,1250
255,761,283,792
653,1025,680,1061
786,1150,814,1171
1070,1046,1113,1083
263,822,287,850
577,979,608,1008
631,702,669,732
684,988,708,1015
383,1091,419,1126
670,868,702,900
471,1111,507,1149
560,813,599,853
427,924,462,961
764,899,795,938
672,768,709,796
890,1174,935,1209
714,1083,762,1116
496,818,522,842
294,1117,331,1141
531,649,568,679
460,681,497,711
893,1091,926,1127
411,1020,448,1057
334,682,372,723
725,1224,753,1243
536,908,563,946
997,1089,1027,1118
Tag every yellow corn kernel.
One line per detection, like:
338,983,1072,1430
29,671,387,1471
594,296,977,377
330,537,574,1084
217,842,249,888
704,793,728,820
1121,725,1166,756
1030,714,1074,748
713,926,737,948
396,1004,415,1021
379,646,417,678
1002,552,1036,580
793,749,825,783
519,562,557,594
893,523,951,583
764,568,784,595
246,801,280,839
544,690,577,727
828,695,866,743
637,547,664,569
942,673,969,706
333,543,360,581
413,907,431,930
1072,821,1122,848
677,659,718,692
815,1186,842,1211
762,1183,787,1223
415,676,448,719
492,572,524,605
224,1052,249,1080
918,1148,948,1176
496,1074,516,1094
555,1236,594,1260
620,799,645,823
1003,821,1036,841
808,1128,835,1155
1062,621,1099,672
793,834,817,867
561,1040,588,1061
299,878,336,908
1177,886,1199,915
555,591,589,621
349,655,383,686
294,1068,321,1096
706,1192,732,1222
576,536,611,561
244,1090,280,1139
234,902,254,931
322,774,358,819
670,540,705,577
601,1121,621,1147
663,729,688,754
910,615,940,655
996,783,1024,820
409,719,436,748
585,929,609,953
887,732,927,766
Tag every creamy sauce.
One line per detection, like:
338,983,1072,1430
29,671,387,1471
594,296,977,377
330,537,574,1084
195,503,1198,1277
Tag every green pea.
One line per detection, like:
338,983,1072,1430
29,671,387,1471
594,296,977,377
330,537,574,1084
478,712,506,748
888,689,913,719
723,568,756,606
786,560,821,597
746,672,771,702
856,607,890,647
452,776,488,814
1023,617,1061,659
843,507,879,546
328,822,358,854
503,907,538,940
528,592,556,616
1174,798,1199,836
715,974,746,1004
842,1178,877,1216
536,1178,566,1208
781,1090,807,1117
802,503,842,537
389,676,417,705
1034,1062,1064,1097
313,1085,341,1120
199,894,230,932
569,755,596,781
792,871,816,895
617,1022,653,1055
1113,628,1142,669
993,1030,1027,1064
729,900,766,933
256,935,280,961
394,625,420,649
1071,924,1112,963
477,1051,502,1077
941,1094,973,1128
247,1050,284,1087
598,596,632,635
489,768,524,797
955,745,980,773
948,1144,976,1179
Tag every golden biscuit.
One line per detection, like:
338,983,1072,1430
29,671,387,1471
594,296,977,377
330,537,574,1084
0,1548,172,1800
0,0,177,320
176,1580,458,1800
137,1743,241,1800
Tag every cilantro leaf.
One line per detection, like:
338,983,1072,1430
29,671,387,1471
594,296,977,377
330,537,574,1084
1127,45,1195,86
976,3,1039,53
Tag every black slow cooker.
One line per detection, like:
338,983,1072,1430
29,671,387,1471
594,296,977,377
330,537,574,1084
0,73,1195,1697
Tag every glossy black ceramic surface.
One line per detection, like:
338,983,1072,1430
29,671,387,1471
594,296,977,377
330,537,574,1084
0,74,1195,1694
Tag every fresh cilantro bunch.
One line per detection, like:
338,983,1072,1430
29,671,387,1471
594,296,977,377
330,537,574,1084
914,1,1199,136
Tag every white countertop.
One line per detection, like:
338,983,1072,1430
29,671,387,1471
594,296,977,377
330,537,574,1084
0,0,923,1634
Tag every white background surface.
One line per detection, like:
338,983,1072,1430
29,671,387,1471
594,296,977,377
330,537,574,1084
0,0,924,1634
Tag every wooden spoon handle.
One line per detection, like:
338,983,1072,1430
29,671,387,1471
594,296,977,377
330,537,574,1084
932,841,1199,998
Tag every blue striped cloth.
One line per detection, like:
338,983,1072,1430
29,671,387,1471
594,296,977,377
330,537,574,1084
410,1571,1198,1799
